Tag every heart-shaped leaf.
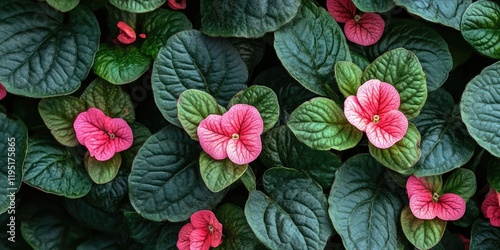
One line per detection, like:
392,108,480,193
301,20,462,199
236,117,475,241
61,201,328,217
200,0,301,38
152,29,248,126
288,97,363,151
461,0,500,59
442,168,477,201
352,0,395,12
461,61,500,157
393,0,471,30
108,0,165,13
47,0,80,12
412,88,475,176
177,89,226,140
199,152,247,193
344,13,385,46
335,61,363,98
328,154,404,249
129,125,225,222
470,219,500,249
0,112,28,213
401,206,447,249
92,44,151,85
245,167,333,250
362,48,427,119
38,96,87,147
274,1,350,101
23,138,92,198
228,85,279,132
0,1,99,97
84,152,122,184
215,203,260,250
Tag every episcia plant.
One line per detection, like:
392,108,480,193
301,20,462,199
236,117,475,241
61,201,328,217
0,0,499,249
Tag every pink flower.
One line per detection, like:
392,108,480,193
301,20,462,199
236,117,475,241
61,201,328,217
73,108,133,161
344,79,408,148
0,83,6,100
117,21,136,44
406,175,466,221
327,0,385,46
177,210,223,250
481,188,500,227
197,104,263,165
168,0,186,10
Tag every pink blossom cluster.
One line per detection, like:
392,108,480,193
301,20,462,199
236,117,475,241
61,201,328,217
177,210,223,250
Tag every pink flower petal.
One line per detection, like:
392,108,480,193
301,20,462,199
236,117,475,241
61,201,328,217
188,210,223,249
104,118,134,153
191,210,214,229
190,228,211,250
344,13,385,46
326,0,356,23
168,0,186,10
74,108,111,146
356,79,401,117
365,110,408,148
487,207,500,227
406,175,441,199
482,192,499,217
117,21,136,44
409,192,437,220
198,114,230,160
177,223,194,250
0,83,6,100
435,193,466,221
344,96,371,132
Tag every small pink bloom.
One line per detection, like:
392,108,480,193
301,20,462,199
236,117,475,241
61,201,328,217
177,210,223,250
197,104,263,165
344,79,408,148
406,175,466,221
73,108,133,161
0,83,6,100
327,0,356,23
117,21,136,44
168,0,186,10
481,188,500,227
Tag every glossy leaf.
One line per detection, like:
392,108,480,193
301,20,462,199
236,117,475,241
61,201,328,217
152,30,248,126
461,1,500,59
38,96,87,147
199,152,247,193
84,152,122,184
240,167,257,192
413,88,475,176
245,167,333,250
47,0,80,12
215,204,260,250
401,206,447,249
0,1,99,97
329,154,403,249
85,167,129,213
352,0,395,12
442,168,476,201
288,97,362,151
200,0,301,38
335,61,363,98
470,219,500,250
109,0,165,13
129,125,225,222
487,157,500,191
461,61,500,157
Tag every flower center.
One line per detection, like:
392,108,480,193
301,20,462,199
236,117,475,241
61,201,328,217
231,133,240,139
372,114,380,124
108,133,116,140
354,14,362,23
208,225,214,234
432,192,440,202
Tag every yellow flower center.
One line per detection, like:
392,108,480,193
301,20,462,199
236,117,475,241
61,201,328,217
354,14,362,23
231,133,240,139
208,225,214,233
432,192,440,202
372,115,380,124
108,133,116,139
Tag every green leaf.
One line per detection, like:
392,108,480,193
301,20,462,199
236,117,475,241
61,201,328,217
328,154,404,250
177,89,226,141
123,210,163,245
361,19,452,92
23,138,92,198
47,0,80,12
461,61,500,157
335,61,363,98
64,198,125,235
92,44,151,85
152,29,248,126
454,200,480,228
84,152,122,184
140,9,192,58
215,204,260,250
228,85,279,132
108,0,165,13
129,125,225,222
240,167,257,192
229,38,266,75
260,126,341,189
76,235,121,250
350,52,370,71
369,123,422,174
362,48,427,119
442,168,476,201
0,113,28,213
274,1,350,101
122,122,152,169
461,1,500,59
245,167,333,250
85,167,129,213
0,1,99,97
352,0,395,12
154,222,184,249
393,0,471,30
80,77,135,123
38,96,87,147
199,152,247,193
288,97,363,151
400,206,447,250
487,157,500,191
470,219,500,250
413,88,475,176
200,0,301,38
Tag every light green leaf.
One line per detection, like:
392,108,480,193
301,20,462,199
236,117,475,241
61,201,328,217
200,0,301,38
288,97,362,151
152,29,248,126
108,0,165,13
215,204,260,250
47,0,80,12
84,152,122,184
335,61,363,98
352,0,395,12
401,206,446,249
442,168,476,201
470,219,500,250
240,167,256,192
38,96,87,147
461,0,500,59
199,152,247,193
0,1,100,97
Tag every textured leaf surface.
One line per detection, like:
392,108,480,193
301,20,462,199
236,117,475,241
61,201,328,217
487,157,500,191
129,126,225,222
335,61,362,98
461,1,500,59
470,219,500,250
200,0,301,38
85,167,128,213
401,206,446,249
288,97,362,150
461,61,500,157
352,0,395,12
245,167,333,250
274,1,350,100
328,154,403,250
199,152,247,193
442,168,476,201
64,198,125,235
47,0,80,12
109,0,165,13
152,30,247,126
84,152,122,184
215,204,260,250
23,138,92,198
0,0,99,97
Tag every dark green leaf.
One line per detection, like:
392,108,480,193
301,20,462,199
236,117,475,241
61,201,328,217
401,206,446,250
454,200,480,228
199,152,247,193
85,167,128,213
109,0,165,13
353,0,395,12
122,122,152,169
240,167,256,192
487,157,500,191
47,0,80,12
442,168,476,201
64,198,126,235
229,38,266,75
393,0,471,29
215,204,260,250
461,1,500,59
123,210,163,245
470,219,500,250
